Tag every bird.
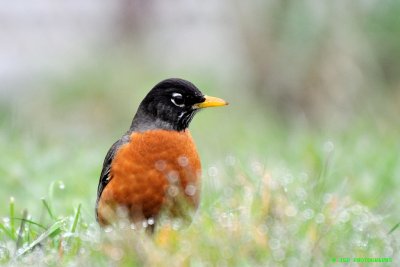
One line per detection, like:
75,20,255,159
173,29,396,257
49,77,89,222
95,78,228,231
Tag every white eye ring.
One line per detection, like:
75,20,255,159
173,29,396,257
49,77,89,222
171,93,185,107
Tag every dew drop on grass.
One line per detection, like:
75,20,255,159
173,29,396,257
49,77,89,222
250,161,263,176
268,178,279,191
257,224,268,235
185,184,196,196
273,249,286,262
323,193,333,204
167,185,179,197
296,188,307,200
299,172,309,183
280,238,289,248
219,212,235,229
147,217,154,225
104,226,113,233
384,246,394,257
268,238,280,250
62,232,75,238
351,204,363,215
281,173,293,186
359,241,368,250
338,210,350,223
285,205,297,217
274,225,285,236
351,234,368,249
323,140,334,154
58,181,65,190
116,206,128,219
79,248,86,255
302,209,315,220
244,186,253,200
16,248,24,256
225,154,236,166
109,247,124,261
118,219,129,230
172,219,182,230
315,213,325,224
208,166,218,177
352,213,369,231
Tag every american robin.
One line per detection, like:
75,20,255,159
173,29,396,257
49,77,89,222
96,78,228,230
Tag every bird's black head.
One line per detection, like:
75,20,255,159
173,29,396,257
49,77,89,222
130,78,228,132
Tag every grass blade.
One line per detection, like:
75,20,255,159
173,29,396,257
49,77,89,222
70,204,81,233
0,221,15,240
12,218,47,230
16,219,65,257
9,197,15,240
41,198,55,220
15,209,28,250
388,222,400,235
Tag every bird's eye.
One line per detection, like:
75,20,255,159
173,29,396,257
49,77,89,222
171,93,185,107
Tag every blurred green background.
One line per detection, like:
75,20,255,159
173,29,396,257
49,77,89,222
0,1,399,265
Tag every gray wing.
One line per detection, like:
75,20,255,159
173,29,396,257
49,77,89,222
95,134,130,219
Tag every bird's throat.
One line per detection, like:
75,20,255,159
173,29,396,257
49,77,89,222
130,108,197,132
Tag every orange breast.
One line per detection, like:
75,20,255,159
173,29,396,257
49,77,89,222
97,130,201,225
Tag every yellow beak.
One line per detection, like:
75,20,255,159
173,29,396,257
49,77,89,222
193,95,229,109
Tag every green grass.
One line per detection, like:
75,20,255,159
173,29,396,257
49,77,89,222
0,67,399,265
0,108,399,266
